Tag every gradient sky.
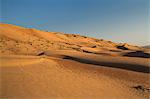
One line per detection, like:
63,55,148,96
1,0,149,45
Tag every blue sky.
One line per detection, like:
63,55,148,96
1,0,149,45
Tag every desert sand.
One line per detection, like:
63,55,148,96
0,23,150,99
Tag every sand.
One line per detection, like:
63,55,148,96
0,23,150,99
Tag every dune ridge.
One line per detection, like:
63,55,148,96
1,23,149,57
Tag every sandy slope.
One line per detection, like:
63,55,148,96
0,23,150,99
1,23,149,56
0,55,149,99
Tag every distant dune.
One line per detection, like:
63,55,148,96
143,45,150,49
0,23,150,99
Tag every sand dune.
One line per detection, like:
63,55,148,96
0,23,150,99
1,55,149,99
1,23,149,57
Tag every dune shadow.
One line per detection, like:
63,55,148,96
123,51,150,58
63,56,150,73
117,45,129,50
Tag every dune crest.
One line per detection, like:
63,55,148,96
0,23,149,58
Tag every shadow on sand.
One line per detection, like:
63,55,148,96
124,51,150,58
63,55,150,73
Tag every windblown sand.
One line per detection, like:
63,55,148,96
0,23,150,99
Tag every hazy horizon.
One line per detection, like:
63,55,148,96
1,0,149,46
